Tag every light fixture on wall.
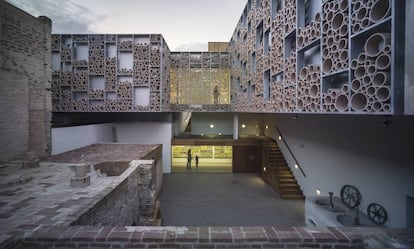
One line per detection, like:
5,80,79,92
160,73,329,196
201,133,204,136
242,124,246,128
210,124,214,128
218,133,222,136
294,164,298,169
263,166,267,172
265,125,269,129
316,188,321,196
278,135,282,140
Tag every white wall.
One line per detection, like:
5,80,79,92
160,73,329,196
51,123,114,155
115,122,172,173
264,114,414,228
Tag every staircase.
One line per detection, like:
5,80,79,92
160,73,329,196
262,140,304,200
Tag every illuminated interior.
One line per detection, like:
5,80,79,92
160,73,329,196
171,145,232,173
170,52,230,105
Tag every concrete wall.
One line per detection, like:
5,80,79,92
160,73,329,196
264,114,414,228
191,112,233,136
0,1,52,161
51,124,114,154
115,122,172,173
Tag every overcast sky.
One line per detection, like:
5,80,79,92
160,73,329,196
6,0,247,51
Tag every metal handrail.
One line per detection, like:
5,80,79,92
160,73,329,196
274,125,307,178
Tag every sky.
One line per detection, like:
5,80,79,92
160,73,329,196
6,0,247,51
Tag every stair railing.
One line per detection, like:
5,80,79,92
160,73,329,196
273,125,307,178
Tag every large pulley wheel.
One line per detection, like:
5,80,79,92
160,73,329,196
340,185,361,209
367,203,388,225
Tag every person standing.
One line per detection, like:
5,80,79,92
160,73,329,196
213,85,220,104
195,155,199,168
187,149,192,169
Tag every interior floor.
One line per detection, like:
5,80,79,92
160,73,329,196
171,161,232,173
160,173,305,226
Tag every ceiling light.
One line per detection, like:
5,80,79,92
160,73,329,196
218,133,222,136
210,124,214,128
316,188,321,196
242,124,246,128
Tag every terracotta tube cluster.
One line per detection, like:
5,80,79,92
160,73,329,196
89,49,105,74
297,12,321,49
284,0,296,34
270,26,284,74
297,64,321,112
322,0,349,75
350,32,391,112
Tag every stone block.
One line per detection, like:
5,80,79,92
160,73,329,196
71,176,91,188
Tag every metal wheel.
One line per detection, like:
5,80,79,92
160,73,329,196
340,185,361,209
367,203,388,225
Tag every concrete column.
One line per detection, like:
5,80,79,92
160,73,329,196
233,113,238,140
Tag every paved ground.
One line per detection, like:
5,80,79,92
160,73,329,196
0,144,156,244
159,173,305,226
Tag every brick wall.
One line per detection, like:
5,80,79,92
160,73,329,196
0,1,52,162
72,159,160,227
5,225,412,249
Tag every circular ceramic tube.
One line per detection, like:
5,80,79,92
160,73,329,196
351,59,359,69
366,85,376,96
323,58,333,74
375,53,391,70
383,103,391,112
383,45,391,54
300,67,308,80
355,65,366,79
338,38,347,50
332,12,344,30
336,94,349,111
357,7,368,20
340,24,348,36
325,95,332,104
370,0,390,22
351,93,368,111
372,101,383,112
372,71,390,86
364,32,391,57
363,75,371,85
342,84,349,93
340,50,348,62
352,23,361,33
367,65,377,75
297,99,304,110
361,18,370,29
353,2,362,12
310,85,319,97
329,88,341,98
351,79,362,92
339,0,348,12
366,104,373,112
375,86,391,101
358,52,367,63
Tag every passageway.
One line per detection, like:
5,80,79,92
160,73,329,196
159,173,304,226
